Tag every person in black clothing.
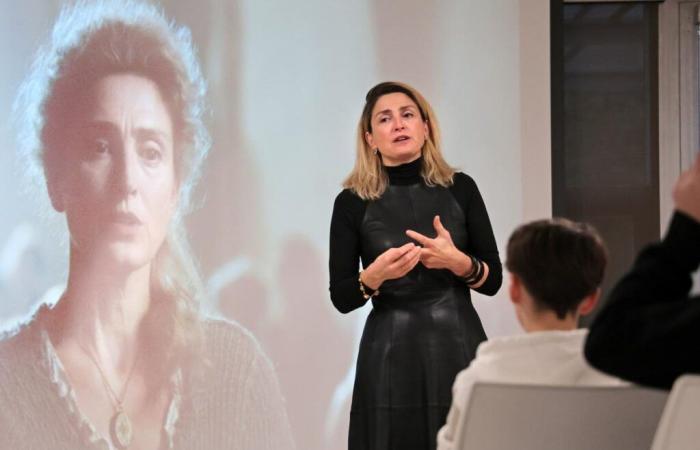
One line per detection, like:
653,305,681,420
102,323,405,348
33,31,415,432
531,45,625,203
585,154,700,389
329,81,502,450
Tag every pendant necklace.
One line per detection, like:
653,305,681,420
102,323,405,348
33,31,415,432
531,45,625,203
79,343,140,449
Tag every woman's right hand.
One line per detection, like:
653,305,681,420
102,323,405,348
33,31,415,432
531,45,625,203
361,243,422,290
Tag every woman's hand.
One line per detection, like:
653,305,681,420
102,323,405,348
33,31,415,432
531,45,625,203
361,243,422,290
406,216,471,276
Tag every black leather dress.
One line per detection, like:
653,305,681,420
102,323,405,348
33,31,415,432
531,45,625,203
329,157,502,450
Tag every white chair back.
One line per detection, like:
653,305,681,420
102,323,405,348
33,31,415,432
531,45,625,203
458,383,668,450
651,374,700,450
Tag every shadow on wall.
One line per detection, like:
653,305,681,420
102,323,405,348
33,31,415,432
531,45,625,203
212,235,355,450
271,235,355,450
172,0,266,276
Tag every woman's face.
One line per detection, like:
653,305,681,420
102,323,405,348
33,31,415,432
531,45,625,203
365,92,428,167
56,73,177,271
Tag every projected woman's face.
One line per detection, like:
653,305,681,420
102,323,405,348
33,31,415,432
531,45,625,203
56,73,177,271
365,92,428,167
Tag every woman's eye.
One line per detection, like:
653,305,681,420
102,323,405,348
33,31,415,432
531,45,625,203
403,112,414,118
379,117,390,123
94,139,109,154
142,145,162,163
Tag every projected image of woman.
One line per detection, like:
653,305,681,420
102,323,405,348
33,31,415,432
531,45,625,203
329,81,502,450
0,2,293,449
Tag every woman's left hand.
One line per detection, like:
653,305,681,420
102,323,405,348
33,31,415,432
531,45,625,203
406,216,470,276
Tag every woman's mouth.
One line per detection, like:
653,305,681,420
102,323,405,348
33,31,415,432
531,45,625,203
393,135,411,143
113,211,142,225
107,211,143,234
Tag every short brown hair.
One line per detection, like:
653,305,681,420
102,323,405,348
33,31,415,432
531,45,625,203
506,218,607,319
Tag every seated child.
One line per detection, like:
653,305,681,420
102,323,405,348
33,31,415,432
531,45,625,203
437,218,626,450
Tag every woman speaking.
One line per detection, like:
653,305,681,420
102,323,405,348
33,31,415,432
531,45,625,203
329,81,502,450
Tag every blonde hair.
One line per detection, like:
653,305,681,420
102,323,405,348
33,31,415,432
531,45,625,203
343,81,456,200
14,0,210,373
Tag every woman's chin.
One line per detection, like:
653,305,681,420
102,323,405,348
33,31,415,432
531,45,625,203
384,148,421,165
95,242,155,273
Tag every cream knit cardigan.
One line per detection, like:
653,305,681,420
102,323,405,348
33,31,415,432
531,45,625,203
0,312,295,450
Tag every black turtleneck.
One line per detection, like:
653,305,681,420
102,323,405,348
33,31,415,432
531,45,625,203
328,159,502,314
384,156,423,185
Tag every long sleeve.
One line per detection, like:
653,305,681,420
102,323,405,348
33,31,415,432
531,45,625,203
584,212,700,389
328,189,370,314
449,173,503,296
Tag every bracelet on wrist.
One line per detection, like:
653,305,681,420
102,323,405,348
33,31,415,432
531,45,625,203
466,260,483,284
470,259,484,284
462,255,484,285
461,254,478,280
359,271,379,299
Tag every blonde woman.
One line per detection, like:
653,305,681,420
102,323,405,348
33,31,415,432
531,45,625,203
0,2,293,449
329,81,502,450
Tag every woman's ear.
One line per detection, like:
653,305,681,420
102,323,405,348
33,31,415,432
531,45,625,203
365,131,375,150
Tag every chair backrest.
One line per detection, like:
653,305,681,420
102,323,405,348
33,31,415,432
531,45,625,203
458,383,668,450
651,374,700,450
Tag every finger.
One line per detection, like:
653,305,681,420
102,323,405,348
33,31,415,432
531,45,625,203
392,247,421,271
386,243,416,261
418,248,432,263
398,250,422,275
397,242,417,253
433,215,449,237
396,243,417,260
406,256,421,274
406,229,432,247
404,246,423,262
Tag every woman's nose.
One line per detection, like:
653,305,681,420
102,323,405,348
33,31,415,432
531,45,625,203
113,145,138,196
392,116,405,131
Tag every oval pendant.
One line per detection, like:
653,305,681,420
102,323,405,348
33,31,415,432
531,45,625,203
111,411,133,449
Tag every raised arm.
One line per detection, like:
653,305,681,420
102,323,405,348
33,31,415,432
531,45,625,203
585,156,700,389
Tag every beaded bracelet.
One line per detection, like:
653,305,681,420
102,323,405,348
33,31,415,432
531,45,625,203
358,272,379,299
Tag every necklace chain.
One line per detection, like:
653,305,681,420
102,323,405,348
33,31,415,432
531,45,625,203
77,342,141,448
78,342,141,412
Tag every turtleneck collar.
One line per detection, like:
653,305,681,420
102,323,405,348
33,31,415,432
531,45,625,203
384,155,423,185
